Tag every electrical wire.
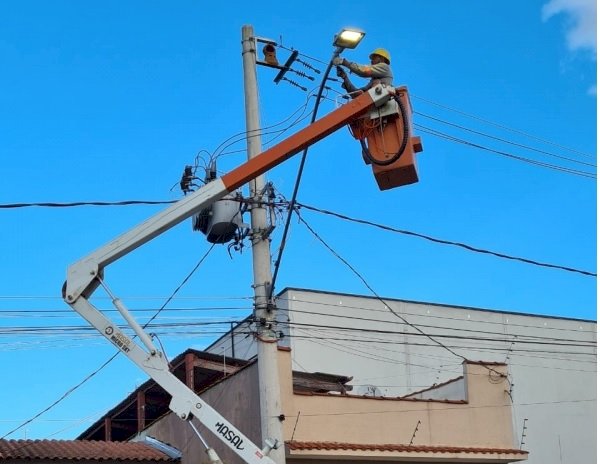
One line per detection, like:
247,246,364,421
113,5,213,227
292,210,594,398
280,306,595,343
0,353,116,439
0,200,177,209
279,320,596,348
270,48,342,300
286,334,596,356
296,202,596,277
294,210,469,363
5,306,592,344
283,297,595,333
415,112,596,168
4,303,594,364
412,94,595,159
0,244,216,439
275,43,329,67
211,89,318,161
415,124,596,179
208,101,314,163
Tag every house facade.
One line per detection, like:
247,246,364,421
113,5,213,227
205,287,596,464
78,287,594,463
80,347,527,463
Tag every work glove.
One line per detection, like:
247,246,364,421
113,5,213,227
332,57,344,66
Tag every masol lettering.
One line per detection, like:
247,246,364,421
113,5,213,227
215,422,245,450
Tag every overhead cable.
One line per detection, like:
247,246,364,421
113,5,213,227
296,202,596,277
412,94,595,159
269,50,340,299
0,200,176,209
295,211,469,362
415,112,596,168
1,244,216,439
415,124,596,179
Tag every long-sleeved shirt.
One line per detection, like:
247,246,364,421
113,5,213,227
343,61,393,93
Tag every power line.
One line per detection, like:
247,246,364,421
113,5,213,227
0,295,253,300
296,202,596,277
284,297,595,333
415,124,596,179
0,353,116,439
4,305,591,344
269,51,339,300
0,200,177,209
279,306,595,343
280,320,596,348
292,210,594,398
286,334,596,356
295,211,470,363
1,244,216,439
211,88,318,162
412,94,595,159
415,112,596,168
4,317,593,349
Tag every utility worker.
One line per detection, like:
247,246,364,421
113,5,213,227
333,48,393,94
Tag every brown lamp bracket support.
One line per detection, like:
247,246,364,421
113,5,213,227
254,36,286,70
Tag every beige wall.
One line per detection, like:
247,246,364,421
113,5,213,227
140,349,523,463
278,349,520,460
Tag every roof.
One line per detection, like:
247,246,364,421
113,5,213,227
78,348,254,441
0,439,179,463
286,441,528,462
79,348,354,442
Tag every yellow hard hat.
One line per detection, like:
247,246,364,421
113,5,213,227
369,48,391,64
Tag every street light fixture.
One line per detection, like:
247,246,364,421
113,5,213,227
333,27,365,50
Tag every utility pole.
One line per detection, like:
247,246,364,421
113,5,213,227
241,24,285,463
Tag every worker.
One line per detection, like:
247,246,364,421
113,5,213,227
333,48,393,94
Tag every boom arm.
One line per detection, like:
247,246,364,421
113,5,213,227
63,85,394,464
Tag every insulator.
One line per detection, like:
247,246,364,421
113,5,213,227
180,166,195,194
282,77,307,92
296,58,321,74
289,68,315,81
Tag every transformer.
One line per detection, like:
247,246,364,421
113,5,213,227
193,194,244,244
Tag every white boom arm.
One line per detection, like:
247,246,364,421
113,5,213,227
63,86,393,464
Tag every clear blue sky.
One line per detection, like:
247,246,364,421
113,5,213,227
0,0,596,440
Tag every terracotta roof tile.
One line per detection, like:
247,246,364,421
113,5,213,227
286,441,528,456
0,439,177,463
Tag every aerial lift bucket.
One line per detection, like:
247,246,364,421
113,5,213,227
350,86,423,190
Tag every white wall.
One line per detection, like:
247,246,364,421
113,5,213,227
207,287,597,464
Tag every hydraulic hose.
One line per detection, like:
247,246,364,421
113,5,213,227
360,93,409,166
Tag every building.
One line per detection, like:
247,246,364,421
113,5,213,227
205,288,596,464
79,348,527,463
78,287,595,463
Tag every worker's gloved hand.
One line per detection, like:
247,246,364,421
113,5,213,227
332,57,344,66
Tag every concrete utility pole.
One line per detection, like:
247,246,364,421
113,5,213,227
241,24,285,463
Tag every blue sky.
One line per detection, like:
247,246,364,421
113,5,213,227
0,1,596,440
